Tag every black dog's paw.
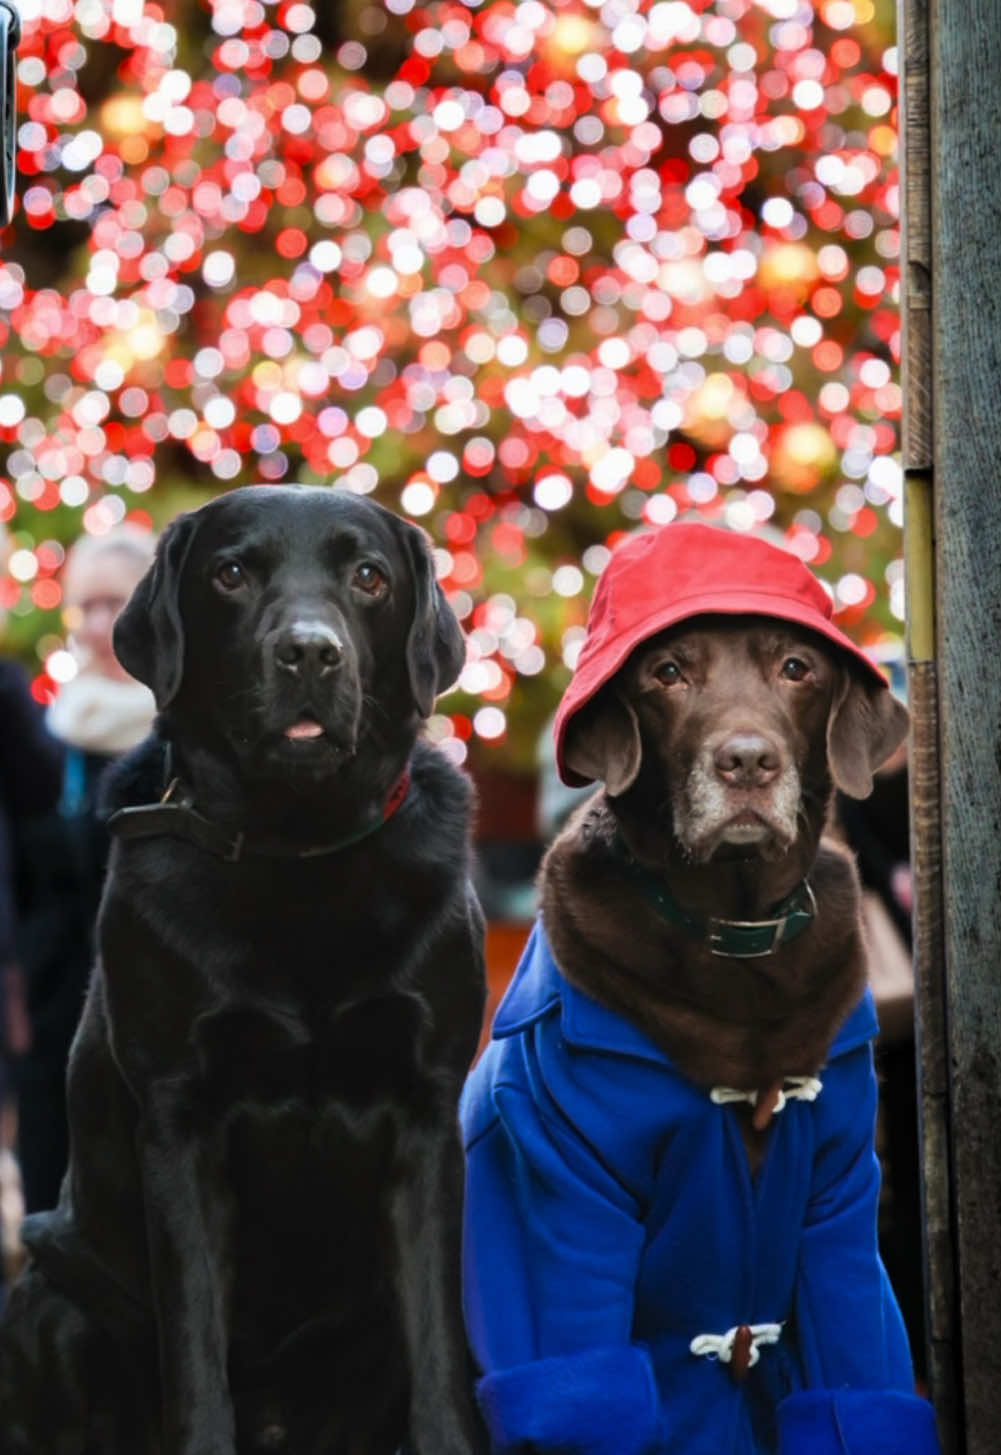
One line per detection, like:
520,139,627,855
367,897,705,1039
253,1421,287,1450
235,1393,288,1452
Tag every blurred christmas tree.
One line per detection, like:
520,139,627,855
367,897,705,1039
0,0,901,772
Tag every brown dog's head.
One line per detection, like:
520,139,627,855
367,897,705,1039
562,614,908,869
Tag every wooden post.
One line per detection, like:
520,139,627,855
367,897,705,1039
898,0,959,1447
901,0,1001,1449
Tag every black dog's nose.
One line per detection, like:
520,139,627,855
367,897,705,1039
714,733,781,788
273,622,343,678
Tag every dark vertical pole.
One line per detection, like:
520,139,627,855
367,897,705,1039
898,0,959,1447
919,1,1001,1451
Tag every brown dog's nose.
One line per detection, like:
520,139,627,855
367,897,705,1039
273,622,343,678
714,733,780,788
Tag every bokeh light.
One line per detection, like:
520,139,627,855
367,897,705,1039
0,0,902,759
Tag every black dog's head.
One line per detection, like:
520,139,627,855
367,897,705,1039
563,614,908,873
114,486,465,781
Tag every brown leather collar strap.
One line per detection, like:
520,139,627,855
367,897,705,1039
108,767,412,863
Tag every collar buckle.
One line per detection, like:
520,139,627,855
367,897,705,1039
708,912,788,958
707,881,817,958
160,776,181,805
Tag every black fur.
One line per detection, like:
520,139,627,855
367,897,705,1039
0,486,486,1455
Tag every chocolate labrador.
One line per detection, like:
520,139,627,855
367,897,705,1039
0,486,487,1455
461,599,927,1455
543,615,908,1157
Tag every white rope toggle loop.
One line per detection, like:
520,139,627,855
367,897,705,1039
689,1323,782,1368
709,1075,823,1113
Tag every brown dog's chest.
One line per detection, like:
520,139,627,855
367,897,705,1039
541,812,867,1100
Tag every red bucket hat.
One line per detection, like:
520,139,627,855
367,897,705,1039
554,521,891,787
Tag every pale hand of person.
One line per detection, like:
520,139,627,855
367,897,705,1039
2,961,33,1056
891,863,913,915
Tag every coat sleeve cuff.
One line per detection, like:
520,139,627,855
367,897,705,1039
778,1389,941,1455
476,1344,662,1455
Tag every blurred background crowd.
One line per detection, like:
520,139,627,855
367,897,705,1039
0,0,922,1378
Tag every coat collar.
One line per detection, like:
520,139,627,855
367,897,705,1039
492,919,879,1067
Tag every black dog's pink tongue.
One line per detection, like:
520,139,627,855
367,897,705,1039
286,719,324,740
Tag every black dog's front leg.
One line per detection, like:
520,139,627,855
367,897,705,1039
392,1116,486,1455
138,1087,236,1455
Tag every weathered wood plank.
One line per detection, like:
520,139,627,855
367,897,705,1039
931,1,1001,1449
899,0,958,1439
898,0,933,469
907,659,959,1455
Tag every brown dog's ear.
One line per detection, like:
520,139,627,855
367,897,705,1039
827,670,909,799
563,689,642,797
399,518,466,718
113,510,199,709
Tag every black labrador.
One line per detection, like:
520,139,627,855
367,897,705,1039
0,486,487,1455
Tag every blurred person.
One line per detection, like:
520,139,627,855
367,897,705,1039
0,526,65,1301
836,726,924,1382
536,709,594,844
14,526,156,1214
48,526,159,758
0,660,65,1302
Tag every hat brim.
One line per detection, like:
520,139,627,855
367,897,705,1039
554,589,892,788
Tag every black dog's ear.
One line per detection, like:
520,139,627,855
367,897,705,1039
400,519,466,718
563,689,642,797
827,669,909,799
113,511,199,709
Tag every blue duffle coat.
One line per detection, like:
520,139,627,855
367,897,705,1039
461,922,940,1455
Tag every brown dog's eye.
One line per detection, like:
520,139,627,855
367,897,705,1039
215,561,245,592
653,661,683,686
780,656,811,682
353,562,388,598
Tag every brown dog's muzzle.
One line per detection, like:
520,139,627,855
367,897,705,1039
713,732,782,790
679,719,801,862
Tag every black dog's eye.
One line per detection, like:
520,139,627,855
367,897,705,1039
215,561,246,592
780,656,811,682
654,661,683,687
353,562,388,599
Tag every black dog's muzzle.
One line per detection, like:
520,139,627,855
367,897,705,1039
271,619,345,682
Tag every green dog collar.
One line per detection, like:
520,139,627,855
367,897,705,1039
614,839,817,959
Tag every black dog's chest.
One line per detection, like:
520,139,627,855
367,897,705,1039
197,994,432,1364
151,847,395,946
192,991,430,1120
